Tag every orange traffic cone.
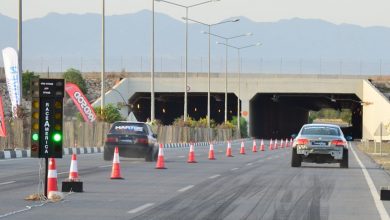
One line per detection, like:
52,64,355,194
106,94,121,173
110,147,123,179
47,158,58,195
285,138,288,148
188,143,197,163
269,139,273,150
275,139,278,149
240,141,246,154
289,138,293,147
208,142,216,160
260,139,265,151
252,139,257,152
68,154,79,181
226,141,233,157
156,144,166,169
280,139,284,148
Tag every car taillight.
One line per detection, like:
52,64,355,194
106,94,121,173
296,138,309,145
331,139,346,147
136,138,149,144
106,137,118,143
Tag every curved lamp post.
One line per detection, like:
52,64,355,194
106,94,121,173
216,42,261,134
205,32,252,122
182,17,239,127
155,0,220,121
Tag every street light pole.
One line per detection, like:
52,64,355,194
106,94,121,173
185,7,188,121
101,0,105,114
185,18,239,128
216,42,261,134
209,32,252,123
155,0,220,121
151,0,155,121
18,0,22,101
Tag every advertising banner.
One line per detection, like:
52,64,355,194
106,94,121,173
65,83,96,122
0,96,6,137
2,47,21,117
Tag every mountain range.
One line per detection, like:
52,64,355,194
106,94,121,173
1,10,390,74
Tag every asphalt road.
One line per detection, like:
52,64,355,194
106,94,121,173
1,140,390,220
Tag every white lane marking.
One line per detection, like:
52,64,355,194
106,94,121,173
0,181,16,186
178,185,194,192
350,144,390,220
178,156,185,158
231,168,239,171
57,171,69,175
99,165,112,168
246,163,253,166
209,174,221,179
127,203,154,214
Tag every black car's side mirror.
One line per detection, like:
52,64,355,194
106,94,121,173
152,134,157,138
346,136,353,141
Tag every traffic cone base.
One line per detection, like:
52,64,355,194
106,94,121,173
111,147,124,179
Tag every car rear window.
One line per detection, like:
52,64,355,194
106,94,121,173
301,126,340,136
109,123,147,135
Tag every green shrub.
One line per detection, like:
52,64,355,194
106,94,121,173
78,104,123,123
63,68,87,94
22,70,38,98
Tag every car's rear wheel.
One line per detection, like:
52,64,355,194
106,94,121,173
145,147,156,162
340,148,349,168
291,148,302,167
103,148,113,161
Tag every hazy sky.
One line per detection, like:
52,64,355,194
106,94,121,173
0,0,389,27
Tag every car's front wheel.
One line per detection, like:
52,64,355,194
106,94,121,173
340,148,349,168
291,148,302,167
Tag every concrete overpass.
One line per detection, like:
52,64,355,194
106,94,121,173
93,72,390,140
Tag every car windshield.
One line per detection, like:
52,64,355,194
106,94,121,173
109,122,147,135
301,126,340,136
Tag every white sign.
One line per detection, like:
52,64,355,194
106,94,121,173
2,47,21,117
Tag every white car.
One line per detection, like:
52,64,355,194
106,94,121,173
291,124,351,168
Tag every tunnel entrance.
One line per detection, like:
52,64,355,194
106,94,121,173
250,93,362,139
129,92,240,125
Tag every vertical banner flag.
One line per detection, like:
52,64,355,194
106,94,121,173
0,96,6,137
2,47,21,117
65,83,96,122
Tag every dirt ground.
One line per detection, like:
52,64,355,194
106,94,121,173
358,141,390,170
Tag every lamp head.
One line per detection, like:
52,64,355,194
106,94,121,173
246,32,253,36
255,42,262,46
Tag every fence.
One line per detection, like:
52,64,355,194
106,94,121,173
5,57,390,75
0,119,234,150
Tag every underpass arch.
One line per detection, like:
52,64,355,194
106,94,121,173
249,93,362,139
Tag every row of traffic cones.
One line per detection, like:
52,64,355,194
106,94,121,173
110,138,293,179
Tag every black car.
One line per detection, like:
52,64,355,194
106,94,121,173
103,121,158,162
